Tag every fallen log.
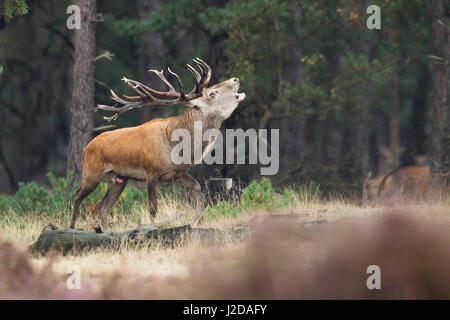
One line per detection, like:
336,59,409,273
29,212,248,256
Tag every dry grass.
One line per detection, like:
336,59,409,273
1,187,450,299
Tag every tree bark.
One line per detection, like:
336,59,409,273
67,0,96,184
428,0,447,185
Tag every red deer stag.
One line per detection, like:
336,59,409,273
364,165,431,202
70,58,245,229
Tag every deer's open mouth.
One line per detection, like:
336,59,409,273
233,82,246,101
235,92,246,101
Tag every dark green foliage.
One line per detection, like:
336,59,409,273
1,0,28,22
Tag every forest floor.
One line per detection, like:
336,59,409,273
1,193,450,299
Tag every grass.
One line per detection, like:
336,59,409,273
0,174,449,298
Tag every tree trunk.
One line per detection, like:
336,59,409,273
428,0,447,185
359,8,372,203
28,212,248,256
67,0,96,184
389,61,401,170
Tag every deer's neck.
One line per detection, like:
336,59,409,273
164,108,222,146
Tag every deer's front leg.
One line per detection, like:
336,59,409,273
147,183,158,223
174,172,203,224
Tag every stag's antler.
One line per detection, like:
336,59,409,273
98,58,212,122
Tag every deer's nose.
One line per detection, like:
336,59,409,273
233,78,240,83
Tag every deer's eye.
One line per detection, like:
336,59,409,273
209,91,217,98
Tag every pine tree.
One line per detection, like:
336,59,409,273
1,0,28,22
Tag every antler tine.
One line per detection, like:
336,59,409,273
103,113,119,122
121,80,150,101
187,64,201,83
97,102,119,112
98,99,141,123
109,89,132,105
122,78,154,100
193,57,211,87
193,59,204,77
187,63,202,94
148,69,177,94
122,77,178,100
167,67,186,99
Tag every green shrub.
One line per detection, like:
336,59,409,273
204,178,298,220
241,177,277,208
10,181,52,213
0,171,153,216
0,172,76,215
279,188,296,207
205,201,239,220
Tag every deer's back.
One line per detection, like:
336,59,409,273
83,120,174,174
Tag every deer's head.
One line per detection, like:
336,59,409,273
98,58,245,122
189,77,245,120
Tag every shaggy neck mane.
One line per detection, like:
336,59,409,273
164,108,223,146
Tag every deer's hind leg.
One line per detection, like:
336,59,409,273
96,177,128,229
147,182,158,223
70,176,102,229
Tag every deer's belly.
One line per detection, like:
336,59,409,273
104,166,147,181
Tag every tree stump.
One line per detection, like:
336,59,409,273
205,178,236,204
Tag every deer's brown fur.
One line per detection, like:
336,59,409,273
366,165,431,202
70,59,245,229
